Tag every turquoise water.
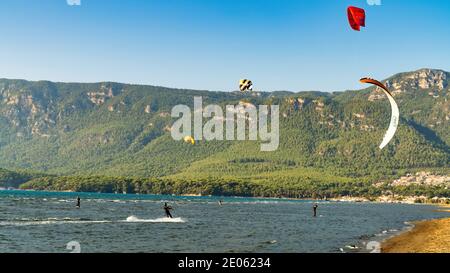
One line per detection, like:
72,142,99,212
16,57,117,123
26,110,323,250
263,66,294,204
0,190,448,253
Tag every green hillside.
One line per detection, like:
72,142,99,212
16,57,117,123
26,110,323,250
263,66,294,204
0,68,448,197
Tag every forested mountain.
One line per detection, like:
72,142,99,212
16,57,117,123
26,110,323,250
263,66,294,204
0,69,448,197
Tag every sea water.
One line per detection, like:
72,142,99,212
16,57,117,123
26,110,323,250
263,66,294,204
0,190,448,253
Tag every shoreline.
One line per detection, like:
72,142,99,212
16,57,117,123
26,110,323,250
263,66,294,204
381,206,450,253
3,188,449,206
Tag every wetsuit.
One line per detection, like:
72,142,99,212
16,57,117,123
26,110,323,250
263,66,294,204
76,197,81,208
164,204,173,218
313,204,318,217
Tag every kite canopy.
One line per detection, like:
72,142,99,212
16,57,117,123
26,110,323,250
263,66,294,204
360,78,400,149
239,79,253,92
183,136,195,145
347,6,366,31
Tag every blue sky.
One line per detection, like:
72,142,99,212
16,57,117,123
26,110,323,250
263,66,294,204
0,0,448,92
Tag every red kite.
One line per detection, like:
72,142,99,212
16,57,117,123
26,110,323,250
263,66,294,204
347,6,366,31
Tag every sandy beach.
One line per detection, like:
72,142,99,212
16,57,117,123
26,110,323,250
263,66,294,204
382,215,450,253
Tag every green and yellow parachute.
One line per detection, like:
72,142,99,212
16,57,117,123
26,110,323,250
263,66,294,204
183,136,195,145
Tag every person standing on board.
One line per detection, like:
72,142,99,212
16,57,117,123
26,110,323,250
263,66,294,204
76,196,81,209
313,203,318,217
163,202,173,218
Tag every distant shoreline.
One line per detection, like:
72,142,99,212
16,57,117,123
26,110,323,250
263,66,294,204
3,187,449,209
382,206,450,253
2,188,449,206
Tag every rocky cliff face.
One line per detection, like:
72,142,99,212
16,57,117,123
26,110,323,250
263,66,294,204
0,81,58,138
369,69,449,101
87,84,120,105
0,81,128,138
362,69,449,138
388,69,447,92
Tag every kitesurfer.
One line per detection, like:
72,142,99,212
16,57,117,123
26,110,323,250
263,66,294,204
164,202,173,218
313,203,318,217
76,196,81,208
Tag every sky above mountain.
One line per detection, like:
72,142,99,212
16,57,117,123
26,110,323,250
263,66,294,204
0,0,448,92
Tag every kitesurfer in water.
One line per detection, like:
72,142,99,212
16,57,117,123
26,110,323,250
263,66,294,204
313,203,318,217
76,196,81,208
163,202,173,218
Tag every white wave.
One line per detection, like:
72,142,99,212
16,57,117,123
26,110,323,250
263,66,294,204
218,201,282,205
0,218,111,226
345,245,359,249
124,215,185,223
110,200,127,203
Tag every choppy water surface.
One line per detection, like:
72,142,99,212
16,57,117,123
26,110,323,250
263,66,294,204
0,190,447,253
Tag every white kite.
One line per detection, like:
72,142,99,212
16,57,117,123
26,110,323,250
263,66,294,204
360,78,399,149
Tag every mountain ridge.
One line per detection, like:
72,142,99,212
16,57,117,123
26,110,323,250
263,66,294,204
0,68,448,197
1,67,446,92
